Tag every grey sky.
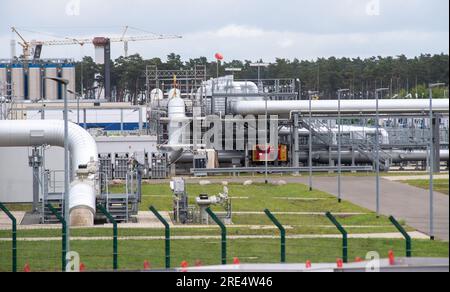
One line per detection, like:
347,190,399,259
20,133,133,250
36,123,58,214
0,0,448,61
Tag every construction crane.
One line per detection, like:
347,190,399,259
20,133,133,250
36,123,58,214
11,27,35,60
11,26,182,100
36,26,181,57
12,26,182,59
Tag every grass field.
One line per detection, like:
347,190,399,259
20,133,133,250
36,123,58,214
0,238,448,272
116,183,370,213
1,182,448,272
402,179,449,195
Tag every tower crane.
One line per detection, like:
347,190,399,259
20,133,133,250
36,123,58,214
11,27,34,60
35,26,181,58
10,26,182,100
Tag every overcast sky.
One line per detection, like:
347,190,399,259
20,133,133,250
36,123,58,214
0,0,448,62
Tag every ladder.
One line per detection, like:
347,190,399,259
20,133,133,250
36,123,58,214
42,193,64,224
105,194,129,223
299,119,334,146
352,130,392,171
41,170,64,224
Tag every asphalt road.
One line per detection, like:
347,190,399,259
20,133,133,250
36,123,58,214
295,176,449,241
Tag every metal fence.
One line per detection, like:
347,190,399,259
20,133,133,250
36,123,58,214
0,203,415,272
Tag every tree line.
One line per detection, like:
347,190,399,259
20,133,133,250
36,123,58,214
75,53,449,103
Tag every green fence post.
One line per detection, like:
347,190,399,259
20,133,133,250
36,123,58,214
326,212,348,263
389,216,412,258
149,206,171,269
206,208,227,265
47,204,67,272
0,203,17,272
97,205,118,271
264,209,286,263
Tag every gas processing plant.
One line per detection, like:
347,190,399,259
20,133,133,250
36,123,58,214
0,29,449,229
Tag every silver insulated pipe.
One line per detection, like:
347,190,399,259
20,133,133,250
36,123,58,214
231,99,450,116
0,120,98,226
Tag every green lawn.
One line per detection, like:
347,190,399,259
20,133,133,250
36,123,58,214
1,181,448,272
111,182,370,213
0,238,448,272
403,179,449,195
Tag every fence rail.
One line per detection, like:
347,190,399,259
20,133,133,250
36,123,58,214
97,205,118,270
206,208,227,265
46,204,67,272
326,212,348,263
149,206,171,269
264,209,286,263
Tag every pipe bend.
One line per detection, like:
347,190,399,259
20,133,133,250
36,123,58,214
0,120,98,226
0,120,98,171
67,122,98,171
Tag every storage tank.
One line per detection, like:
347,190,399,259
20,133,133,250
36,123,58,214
62,64,76,100
45,64,59,100
28,64,42,101
11,64,24,100
0,64,8,96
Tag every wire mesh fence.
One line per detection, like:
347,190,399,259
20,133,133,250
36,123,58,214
1,235,448,272
1,181,449,272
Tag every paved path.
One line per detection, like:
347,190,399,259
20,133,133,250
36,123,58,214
383,174,449,181
291,176,448,241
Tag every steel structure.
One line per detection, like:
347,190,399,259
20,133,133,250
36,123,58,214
141,68,450,177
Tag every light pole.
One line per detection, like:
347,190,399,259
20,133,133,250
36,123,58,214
375,88,389,217
308,91,319,191
250,62,270,91
337,89,350,203
265,94,269,184
44,77,70,266
250,62,270,183
68,89,82,125
296,78,302,100
428,83,445,240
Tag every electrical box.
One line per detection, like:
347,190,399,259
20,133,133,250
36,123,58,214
171,177,186,195
252,144,287,162
278,145,288,162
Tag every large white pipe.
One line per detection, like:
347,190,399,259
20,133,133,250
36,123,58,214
167,92,186,162
196,76,261,98
279,125,390,144
0,120,98,226
231,99,450,116
307,150,449,164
